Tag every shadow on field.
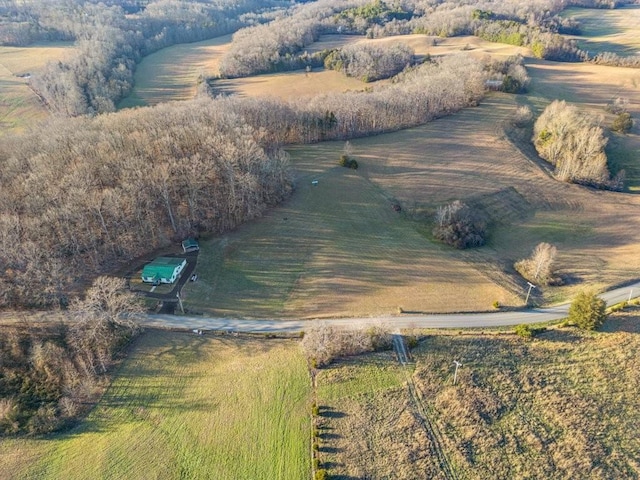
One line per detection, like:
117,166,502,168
536,329,584,343
602,315,640,334
320,446,341,454
319,406,347,419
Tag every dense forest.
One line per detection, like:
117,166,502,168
0,101,293,308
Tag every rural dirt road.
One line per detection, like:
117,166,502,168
143,281,640,332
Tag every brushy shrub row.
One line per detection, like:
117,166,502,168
302,324,391,367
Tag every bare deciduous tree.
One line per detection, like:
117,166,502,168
533,100,612,188
514,242,558,286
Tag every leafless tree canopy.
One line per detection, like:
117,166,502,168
0,99,293,308
533,100,614,188
301,323,391,367
514,242,558,285
324,42,414,82
433,200,487,249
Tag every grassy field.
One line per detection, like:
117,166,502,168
525,58,640,189
0,330,311,479
316,309,640,479
182,133,521,319
0,42,75,132
182,90,640,316
118,34,232,109
562,5,640,56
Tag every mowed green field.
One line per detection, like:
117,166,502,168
118,34,232,109
0,330,311,480
316,311,640,479
562,5,640,56
0,42,75,132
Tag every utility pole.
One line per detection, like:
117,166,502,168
629,289,633,303
525,281,536,305
176,292,185,314
453,360,462,385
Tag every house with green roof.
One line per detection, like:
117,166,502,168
141,257,187,284
181,238,199,253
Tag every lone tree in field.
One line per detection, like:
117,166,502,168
433,201,486,249
533,100,611,188
514,242,558,285
568,290,606,331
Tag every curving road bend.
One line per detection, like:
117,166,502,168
142,281,640,333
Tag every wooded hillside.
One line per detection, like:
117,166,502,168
0,100,293,308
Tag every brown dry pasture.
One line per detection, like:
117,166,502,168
210,68,371,100
563,5,640,56
185,84,640,316
118,34,232,108
213,34,526,100
316,310,640,479
345,90,640,304
0,42,75,132
526,58,640,189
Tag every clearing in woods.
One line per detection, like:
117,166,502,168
315,310,640,479
118,34,232,109
0,330,311,480
562,5,640,56
0,42,75,132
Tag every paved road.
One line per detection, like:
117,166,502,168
141,281,640,333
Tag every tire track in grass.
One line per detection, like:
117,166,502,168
393,335,458,480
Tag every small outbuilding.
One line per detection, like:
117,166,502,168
182,238,200,253
141,257,187,284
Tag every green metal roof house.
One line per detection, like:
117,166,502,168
141,257,187,284
182,238,199,253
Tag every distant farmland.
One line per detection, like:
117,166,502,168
0,331,311,480
118,34,232,108
562,5,640,56
0,42,75,132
